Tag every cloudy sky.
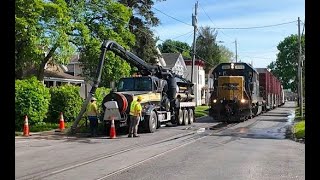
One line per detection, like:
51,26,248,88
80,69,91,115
152,0,305,68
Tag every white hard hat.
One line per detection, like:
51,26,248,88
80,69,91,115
91,97,97,101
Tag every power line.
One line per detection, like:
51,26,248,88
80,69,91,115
152,7,192,27
240,55,274,60
215,20,297,30
171,30,194,40
105,10,199,63
198,3,234,40
104,9,277,67
184,32,194,42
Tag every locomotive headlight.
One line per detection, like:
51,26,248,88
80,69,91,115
240,99,246,103
213,99,217,103
231,63,234,69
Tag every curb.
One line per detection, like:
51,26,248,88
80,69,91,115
15,129,67,138
16,116,211,138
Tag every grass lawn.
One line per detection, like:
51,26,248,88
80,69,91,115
294,120,305,139
195,106,209,118
294,102,305,139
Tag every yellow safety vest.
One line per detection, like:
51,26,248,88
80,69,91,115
130,100,142,116
87,102,98,116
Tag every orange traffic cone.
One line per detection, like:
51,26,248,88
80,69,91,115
59,112,65,131
23,115,29,137
109,118,116,139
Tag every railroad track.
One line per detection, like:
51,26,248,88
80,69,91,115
16,118,259,180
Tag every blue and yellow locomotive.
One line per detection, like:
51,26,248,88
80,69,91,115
209,62,263,122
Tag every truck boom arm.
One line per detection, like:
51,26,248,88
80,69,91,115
70,40,192,134
70,40,159,133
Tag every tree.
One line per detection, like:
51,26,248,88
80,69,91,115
267,34,305,92
195,26,221,73
158,39,191,59
218,45,234,63
71,0,135,86
15,0,135,86
118,0,163,64
15,0,75,80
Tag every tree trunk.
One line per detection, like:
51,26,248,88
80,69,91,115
37,44,58,81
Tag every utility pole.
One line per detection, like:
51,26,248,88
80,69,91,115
297,17,303,117
235,39,238,63
191,1,198,84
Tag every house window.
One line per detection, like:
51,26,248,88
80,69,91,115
44,81,54,88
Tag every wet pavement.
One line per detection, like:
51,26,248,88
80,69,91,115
216,102,296,141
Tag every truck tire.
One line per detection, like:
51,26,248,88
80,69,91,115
177,109,183,125
188,109,194,124
145,111,157,133
183,109,189,125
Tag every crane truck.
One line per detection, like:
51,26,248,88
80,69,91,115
71,40,196,134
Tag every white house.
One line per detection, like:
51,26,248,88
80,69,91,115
66,54,83,76
184,59,206,106
161,53,187,77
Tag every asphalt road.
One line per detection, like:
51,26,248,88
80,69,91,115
15,101,304,180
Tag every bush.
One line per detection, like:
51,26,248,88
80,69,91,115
29,122,59,132
47,85,83,123
15,77,51,131
94,87,111,111
294,120,305,139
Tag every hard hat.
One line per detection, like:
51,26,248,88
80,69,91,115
137,96,143,101
91,97,97,101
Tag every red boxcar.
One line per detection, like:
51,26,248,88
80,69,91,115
256,68,283,111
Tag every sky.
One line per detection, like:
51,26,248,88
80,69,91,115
152,0,305,68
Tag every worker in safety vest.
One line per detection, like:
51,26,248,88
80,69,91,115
128,95,143,138
86,97,99,137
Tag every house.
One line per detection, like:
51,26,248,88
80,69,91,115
43,60,91,99
159,52,206,106
66,54,83,76
184,59,206,106
161,53,187,77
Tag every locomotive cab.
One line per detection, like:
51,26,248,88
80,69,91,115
209,63,260,122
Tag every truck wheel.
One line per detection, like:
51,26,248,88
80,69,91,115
183,109,189,125
156,119,161,129
177,109,183,125
188,109,194,124
145,111,157,133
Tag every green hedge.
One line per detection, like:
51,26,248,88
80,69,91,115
47,85,83,123
15,77,51,130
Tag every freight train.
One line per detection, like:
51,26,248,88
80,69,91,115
208,62,285,123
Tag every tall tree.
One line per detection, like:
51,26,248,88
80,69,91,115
15,0,135,86
195,26,221,73
267,34,305,92
71,0,135,86
15,0,75,80
158,39,191,59
118,0,162,64
218,45,234,63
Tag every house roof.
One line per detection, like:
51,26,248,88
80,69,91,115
24,67,84,81
162,53,181,68
43,70,84,80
